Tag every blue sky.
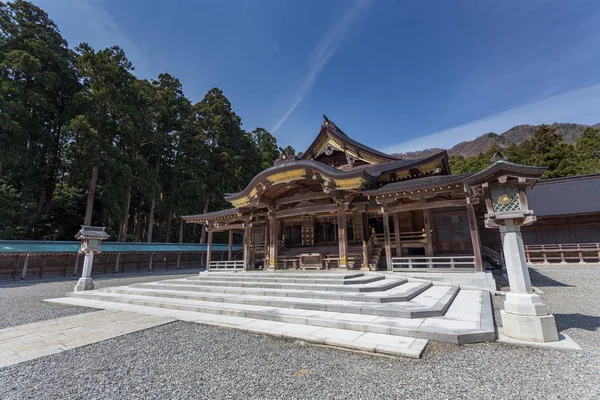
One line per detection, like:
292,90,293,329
35,0,600,154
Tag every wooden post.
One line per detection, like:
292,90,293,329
176,252,181,269
383,211,392,271
20,254,29,280
337,202,348,269
148,254,154,271
361,240,369,270
423,209,434,257
228,230,233,261
393,212,402,257
243,223,251,271
268,211,278,270
206,228,213,270
466,203,483,271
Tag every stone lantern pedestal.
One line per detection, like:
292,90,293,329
498,219,558,342
464,161,559,343
74,226,109,292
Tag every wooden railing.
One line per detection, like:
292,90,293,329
525,243,600,264
391,256,476,270
208,260,245,271
374,231,426,246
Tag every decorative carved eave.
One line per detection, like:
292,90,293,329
463,161,546,189
224,160,375,208
301,118,400,165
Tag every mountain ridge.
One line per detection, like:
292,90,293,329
394,122,600,160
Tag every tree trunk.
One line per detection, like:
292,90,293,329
84,166,98,226
118,183,132,242
134,210,142,242
147,196,156,242
199,195,209,244
165,210,173,243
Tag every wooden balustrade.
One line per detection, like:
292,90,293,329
208,260,245,271
524,243,600,264
391,256,476,271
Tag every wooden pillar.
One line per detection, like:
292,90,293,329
337,202,348,269
73,253,81,276
268,211,278,270
466,203,483,271
383,211,392,271
424,209,434,257
228,230,233,261
243,223,251,271
393,212,402,257
206,227,213,270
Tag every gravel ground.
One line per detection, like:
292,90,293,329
0,271,200,329
0,266,598,399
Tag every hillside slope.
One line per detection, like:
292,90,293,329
395,122,600,159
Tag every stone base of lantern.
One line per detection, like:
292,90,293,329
500,310,559,342
74,277,94,292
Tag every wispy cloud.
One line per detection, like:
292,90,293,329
382,83,600,154
271,0,375,133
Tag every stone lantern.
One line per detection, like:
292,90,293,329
464,161,559,343
74,226,109,292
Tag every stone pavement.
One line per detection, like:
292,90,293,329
0,310,173,367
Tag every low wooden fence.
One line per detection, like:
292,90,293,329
391,255,476,271
525,243,600,264
208,260,245,271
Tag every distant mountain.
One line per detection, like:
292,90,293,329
394,122,600,160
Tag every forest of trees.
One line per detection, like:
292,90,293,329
2,2,599,242
449,125,600,178
0,1,293,241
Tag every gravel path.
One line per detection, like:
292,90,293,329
0,271,200,329
0,266,598,399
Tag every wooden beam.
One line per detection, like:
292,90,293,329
386,198,467,213
206,229,213,268
268,211,278,270
243,223,251,271
211,223,245,232
466,203,483,271
274,191,332,206
383,212,392,271
337,202,348,269
393,212,402,257
424,209,434,257
228,230,233,261
275,203,337,219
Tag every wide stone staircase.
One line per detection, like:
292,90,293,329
47,272,495,358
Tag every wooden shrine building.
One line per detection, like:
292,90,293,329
182,117,564,272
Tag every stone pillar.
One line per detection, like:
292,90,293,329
74,252,95,291
337,203,348,269
243,223,251,271
500,219,559,342
393,212,402,257
423,209,434,257
228,230,233,261
383,211,392,271
205,228,213,271
466,203,483,271
268,211,278,270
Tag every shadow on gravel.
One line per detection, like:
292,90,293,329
554,313,600,332
528,268,572,287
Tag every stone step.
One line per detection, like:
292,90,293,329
203,272,365,280
186,274,382,285
66,288,495,344
44,297,428,358
157,276,403,292
99,282,451,318
130,280,430,303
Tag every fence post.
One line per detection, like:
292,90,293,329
114,253,121,273
20,254,29,280
542,246,548,264
74,253,81,276
559,244,566,264
450,257,455,269
578,245,584,263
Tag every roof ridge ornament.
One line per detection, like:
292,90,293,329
490,149,508,163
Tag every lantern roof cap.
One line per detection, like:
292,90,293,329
74,226,110,240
